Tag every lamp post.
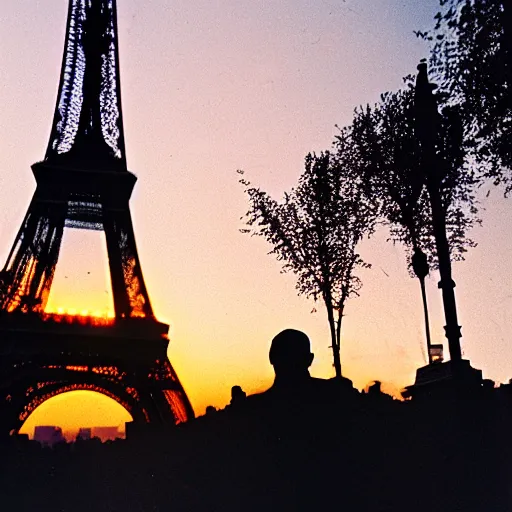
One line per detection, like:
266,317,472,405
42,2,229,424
411,247,433,364
414,62,463,364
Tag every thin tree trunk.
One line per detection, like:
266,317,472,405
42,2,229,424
335,290,348,369
325,295,342,379
335,305,343,354
418,276,433,364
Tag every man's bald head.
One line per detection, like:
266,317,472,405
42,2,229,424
269,329,314,378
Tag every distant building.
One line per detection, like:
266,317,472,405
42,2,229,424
34,426,65,447
76,428,92,441
72,426,123,442
91,426,122,441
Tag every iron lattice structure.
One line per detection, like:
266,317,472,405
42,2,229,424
0,0,194,435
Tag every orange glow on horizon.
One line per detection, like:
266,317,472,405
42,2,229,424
45,306,115,318
19,390,132,442
40,311,116,327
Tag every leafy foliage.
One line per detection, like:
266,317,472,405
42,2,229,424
421,0,512,189
239,152,376,377
333,86,478,270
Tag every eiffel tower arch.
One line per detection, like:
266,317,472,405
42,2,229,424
0,0,194,435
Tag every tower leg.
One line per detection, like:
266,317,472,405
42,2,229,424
103,203,153,319
1,190,66,313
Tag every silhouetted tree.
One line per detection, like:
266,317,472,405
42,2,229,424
240,152,376,379
420,0,512,190
333,74,479,361
333,85,477,268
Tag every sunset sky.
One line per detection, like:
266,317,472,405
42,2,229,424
2,0,512,437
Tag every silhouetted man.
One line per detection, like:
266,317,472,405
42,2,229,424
243,328,359,450
247,329,360,510
269,329,314,389
264,328,356,401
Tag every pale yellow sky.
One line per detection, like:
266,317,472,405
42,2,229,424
2,1,512,435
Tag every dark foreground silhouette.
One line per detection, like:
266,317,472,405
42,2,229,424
2,329,510,512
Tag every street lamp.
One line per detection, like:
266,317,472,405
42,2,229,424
411,247,433,364
414,62,463,364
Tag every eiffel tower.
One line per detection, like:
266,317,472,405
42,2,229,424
0,0,194,435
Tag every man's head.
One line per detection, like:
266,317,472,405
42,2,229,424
269,329,314,380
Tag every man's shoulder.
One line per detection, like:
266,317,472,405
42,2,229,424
244,389,276,409
311,376,356,389
310,376,360,400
